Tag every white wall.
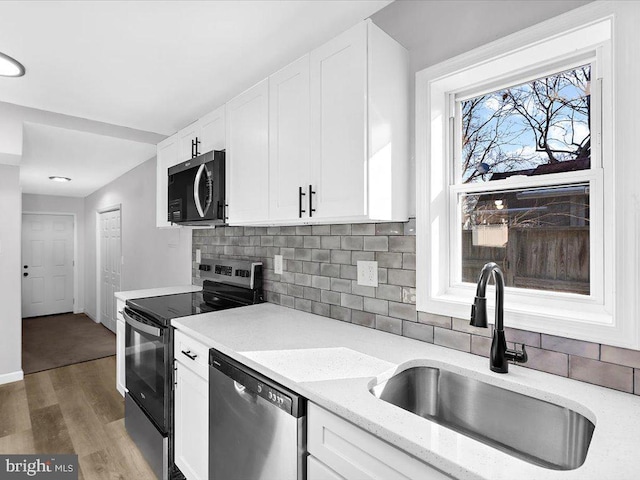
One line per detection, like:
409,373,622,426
0,165,23,382
22,194,86,313
0,100,164,160
84,156,192,321
370,0,593,215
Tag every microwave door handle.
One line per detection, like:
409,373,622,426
123,310,162,338
194,164,206,218
203,167,213,216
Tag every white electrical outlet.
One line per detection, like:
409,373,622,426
195,248,201,263
274,254,284,275
357,261,378,287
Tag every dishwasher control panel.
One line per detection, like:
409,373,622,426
210,348,305,417
256,382,292,413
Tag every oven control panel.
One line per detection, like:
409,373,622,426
200,259,262,290
214,265,233,276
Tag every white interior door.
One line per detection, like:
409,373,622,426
22,214,74,318
99,209,121,333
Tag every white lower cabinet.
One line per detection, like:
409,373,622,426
307,403,452,480
115,298,125,397
174,331,209,480
308,455,346,480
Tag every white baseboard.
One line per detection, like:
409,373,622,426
85,311,99,323
0,370,24,385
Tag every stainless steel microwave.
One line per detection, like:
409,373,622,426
168,150,225,225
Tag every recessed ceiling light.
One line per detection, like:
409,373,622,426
49,176,72,182
0,51,25,77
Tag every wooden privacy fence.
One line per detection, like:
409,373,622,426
462,227,590,295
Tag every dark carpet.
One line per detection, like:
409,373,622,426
22,313,116,374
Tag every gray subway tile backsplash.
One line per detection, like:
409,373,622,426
363,236,389,251
417,311,452,329
434,327,471,353
403,321,434,343
569,356,634,393
193,219,640,397
522,346,569,377
375,315,403,335
600,344,640,369
375,252,403,268
541,334,600,360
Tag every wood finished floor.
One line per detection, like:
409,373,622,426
0,356,156,480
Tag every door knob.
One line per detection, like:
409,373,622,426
23,265,28,269
23,272,28,277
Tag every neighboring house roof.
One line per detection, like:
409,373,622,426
489,157,590,181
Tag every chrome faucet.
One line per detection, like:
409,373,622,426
470,262,527,373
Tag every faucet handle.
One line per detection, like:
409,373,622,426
506,343,528,364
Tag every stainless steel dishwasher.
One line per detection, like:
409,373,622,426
209,348,307,480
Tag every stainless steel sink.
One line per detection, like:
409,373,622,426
370,366,594,470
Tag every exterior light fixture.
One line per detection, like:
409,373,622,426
49,176,72,182
0,51,26,77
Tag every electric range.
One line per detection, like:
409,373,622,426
123,259,263,480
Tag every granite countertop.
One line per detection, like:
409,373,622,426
172,302,640,480
114,285,202,301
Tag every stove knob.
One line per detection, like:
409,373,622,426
257,384,263,393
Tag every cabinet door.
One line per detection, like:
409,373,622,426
174,361,208,480
269,55,310,221
308,455,346,480
156,135,178,228
308,404,452,480
310,22,367,219
226,79,269,223
177,121,200,161
116,315,125,397
199,106,226,154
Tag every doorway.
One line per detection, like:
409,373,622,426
97,207,121,333
21,213,75,318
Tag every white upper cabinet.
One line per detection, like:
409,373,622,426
226,79,270,223
269,54,311,221
309,20,409,223
199,107,226,154
177,120,201,161
177,106,226,162
226,20,408,225
156,105,226,228
157,20,408,227
309,21,368,220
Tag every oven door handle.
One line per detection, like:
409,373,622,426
123,309,162,338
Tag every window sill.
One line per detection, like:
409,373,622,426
416,285,634,348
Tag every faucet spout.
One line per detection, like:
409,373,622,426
470,262,527,373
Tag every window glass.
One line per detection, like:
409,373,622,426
461,65,591,184
460,184,590,294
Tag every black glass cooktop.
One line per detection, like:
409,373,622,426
126,292,241,327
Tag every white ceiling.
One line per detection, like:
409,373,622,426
0,0,391,136
0,0,391,197
21,123,156,197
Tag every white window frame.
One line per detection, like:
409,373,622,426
416,4,640,349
